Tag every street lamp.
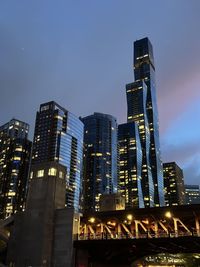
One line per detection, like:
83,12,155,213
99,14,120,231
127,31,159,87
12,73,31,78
127,214,133,221
88,217,95,223
165,211,172,219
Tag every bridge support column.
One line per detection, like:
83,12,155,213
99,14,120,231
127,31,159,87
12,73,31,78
135,220,147,238
117,223,121,238
195,217,200,236
173,218,178,237
154,221,158,238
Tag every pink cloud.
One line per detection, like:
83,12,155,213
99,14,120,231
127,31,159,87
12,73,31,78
158,70,200,135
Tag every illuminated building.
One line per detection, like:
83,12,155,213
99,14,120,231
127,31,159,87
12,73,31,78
185,184,200,205
81,113,118,211
0,119,31,219
31,101,84,211
99,193,125,211
118,122,144,208
163,162,185,206
126,37,164,207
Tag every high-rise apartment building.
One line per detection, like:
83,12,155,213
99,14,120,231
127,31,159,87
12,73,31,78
118,122,144,208
163,162,185,206
126,37,164,207
0,119,31,219
31,101,84,211
185,185,200,205
81,113,118,211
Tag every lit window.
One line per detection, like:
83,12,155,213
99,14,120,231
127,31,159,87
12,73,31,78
55,115,63,120
59,171,64,179
48,168,57,176
14,156,21,161
37,170,44,178
15,147,22,152
7,192,16,197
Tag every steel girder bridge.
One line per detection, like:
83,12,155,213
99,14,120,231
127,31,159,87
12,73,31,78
74,204,200,266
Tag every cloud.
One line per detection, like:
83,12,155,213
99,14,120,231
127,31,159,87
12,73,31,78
162,141,200,164
183,158,200,185
160,95,200,185
158,75,200,135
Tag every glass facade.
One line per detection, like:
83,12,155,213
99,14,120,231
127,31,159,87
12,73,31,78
32,101,84,211
81,113,118,211
0,119,31,219
118,122,144,208
126,37,165,207
163,162,185,206
126,81,154,207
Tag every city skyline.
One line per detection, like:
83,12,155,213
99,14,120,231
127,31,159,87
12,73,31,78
0,1,200,185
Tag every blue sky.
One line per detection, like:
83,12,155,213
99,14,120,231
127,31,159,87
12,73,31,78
0,0,200,184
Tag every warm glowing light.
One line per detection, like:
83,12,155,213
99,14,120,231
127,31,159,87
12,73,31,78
194,254,200,259
89,217,95,223
127,214,133,221
165,211,172,219
107,221,116,226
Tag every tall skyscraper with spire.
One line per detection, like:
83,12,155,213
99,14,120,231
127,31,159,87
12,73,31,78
126,37,164,207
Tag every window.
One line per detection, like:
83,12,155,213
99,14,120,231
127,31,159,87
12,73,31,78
41,105,49,111
15,147,22,152
14,156,21,161
48,168,57,176
59,171,64,179
37,170,44,178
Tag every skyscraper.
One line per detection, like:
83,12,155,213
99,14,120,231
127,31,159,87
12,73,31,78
81,113,118,211
118,122,144,208
126,37,164,207
31,101,84,211
185,185,200,205
163,162,185,206
0,119,31,219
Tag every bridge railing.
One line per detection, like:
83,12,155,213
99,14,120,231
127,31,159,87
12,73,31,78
76,230,200,241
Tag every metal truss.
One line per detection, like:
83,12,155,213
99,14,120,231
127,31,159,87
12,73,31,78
78,213,200,240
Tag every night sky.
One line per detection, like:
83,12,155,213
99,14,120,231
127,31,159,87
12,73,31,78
0,1,200,185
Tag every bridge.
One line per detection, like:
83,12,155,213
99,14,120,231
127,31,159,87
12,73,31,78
74,204,200,266
1,205,200,266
